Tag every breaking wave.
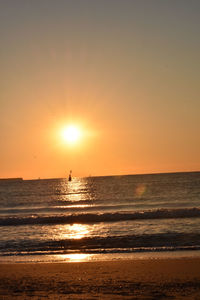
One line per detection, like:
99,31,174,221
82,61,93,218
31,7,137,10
1,207,200,227
1,232,200,256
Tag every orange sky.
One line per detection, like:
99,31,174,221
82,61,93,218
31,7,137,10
0,1,200,179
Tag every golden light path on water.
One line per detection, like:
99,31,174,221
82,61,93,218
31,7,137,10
48,178,95,262
59,177,93,202
61,224,90,240
57,253,93,262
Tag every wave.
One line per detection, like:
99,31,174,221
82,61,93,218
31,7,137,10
0,204,139,215
0,207,200,226
1,232,200,256
2,246,200,257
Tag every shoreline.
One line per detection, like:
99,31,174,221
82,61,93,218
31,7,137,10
1,249,200,264
1,257,200,299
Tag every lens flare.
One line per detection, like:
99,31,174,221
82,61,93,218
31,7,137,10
135,183,146,197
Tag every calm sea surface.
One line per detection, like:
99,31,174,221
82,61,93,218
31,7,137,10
0,172,200,262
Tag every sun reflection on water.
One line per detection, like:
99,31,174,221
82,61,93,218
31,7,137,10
59,177,93,203
66,223,90,239
50,178,94,243
59,253,92,262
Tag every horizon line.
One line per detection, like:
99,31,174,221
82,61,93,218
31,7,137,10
2,170,199,181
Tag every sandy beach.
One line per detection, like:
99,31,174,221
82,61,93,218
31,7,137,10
1,258,200,299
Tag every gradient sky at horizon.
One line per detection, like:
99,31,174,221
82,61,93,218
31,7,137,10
0,0,200,179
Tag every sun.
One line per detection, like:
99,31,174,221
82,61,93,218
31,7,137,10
61,125,81,145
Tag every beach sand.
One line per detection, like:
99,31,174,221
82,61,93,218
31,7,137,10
1,258,200,299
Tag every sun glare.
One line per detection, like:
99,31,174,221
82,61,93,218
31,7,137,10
61,125,81,145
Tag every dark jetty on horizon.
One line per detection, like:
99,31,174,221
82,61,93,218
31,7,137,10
0,178,23,181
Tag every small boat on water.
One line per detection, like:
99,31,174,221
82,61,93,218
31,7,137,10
68,170,72,181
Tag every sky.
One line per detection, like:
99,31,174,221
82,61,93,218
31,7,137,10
0,0,200,179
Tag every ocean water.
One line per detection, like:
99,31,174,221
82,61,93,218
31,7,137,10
0,172,200,262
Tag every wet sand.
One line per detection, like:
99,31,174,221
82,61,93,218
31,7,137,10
1,258,200,299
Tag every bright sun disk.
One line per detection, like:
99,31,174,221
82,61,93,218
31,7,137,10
61,125,81,144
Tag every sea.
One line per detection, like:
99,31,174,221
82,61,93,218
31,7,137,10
0,172,200,263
